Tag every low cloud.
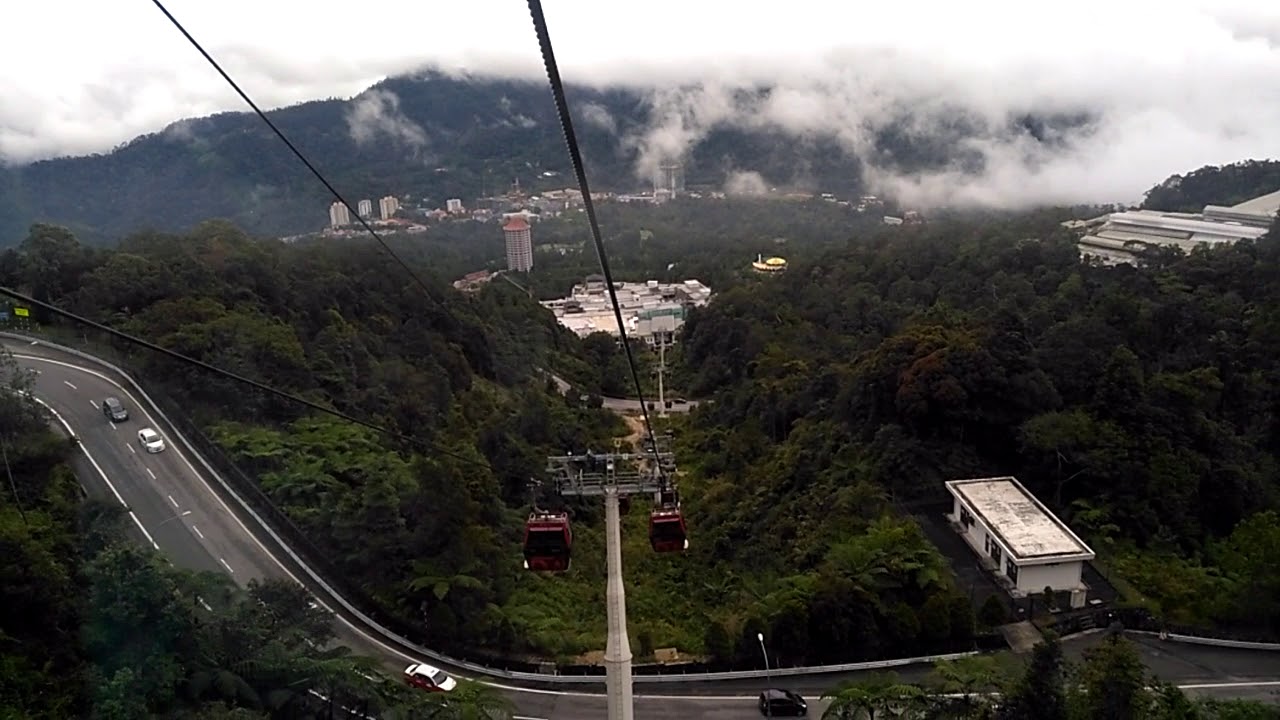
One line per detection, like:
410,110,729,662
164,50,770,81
345,89,428,149
579,102,616,134
3,0,1280,209
724,170,768,196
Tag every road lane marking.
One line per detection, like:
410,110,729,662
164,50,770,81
219,557,234,574
31,397,160,552
90,400,98,409
126,443,135,453
109,422,117,430
63,380,77,389
147,468,156,480
168,494,178,508
192,525,204,539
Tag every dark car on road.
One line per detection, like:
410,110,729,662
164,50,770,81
759,688,807,716
102,397,128,422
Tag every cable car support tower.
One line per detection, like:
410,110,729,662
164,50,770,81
542,438,680,720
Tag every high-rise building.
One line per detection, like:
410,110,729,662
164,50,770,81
655,163,685,197
357,199,373,218
379,195,400,220
446,198,464,214
503,216,534,272
329,201,351,228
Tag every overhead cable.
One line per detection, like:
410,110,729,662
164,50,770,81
147,0,442,306
524,0,668,480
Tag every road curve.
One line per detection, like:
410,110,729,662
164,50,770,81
9,340,1279,719
543,370,700,414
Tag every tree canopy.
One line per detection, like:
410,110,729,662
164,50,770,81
2,182,1278,678
0,349,511,719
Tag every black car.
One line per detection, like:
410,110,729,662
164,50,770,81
102,397,128,422
759,689,807,716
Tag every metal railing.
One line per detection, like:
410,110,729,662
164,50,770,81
6,328,1274,689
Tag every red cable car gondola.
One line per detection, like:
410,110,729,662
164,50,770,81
523,511,572,572
649,506,688,554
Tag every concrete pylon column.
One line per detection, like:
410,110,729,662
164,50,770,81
602,486,634,720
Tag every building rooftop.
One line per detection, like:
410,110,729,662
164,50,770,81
540,279,712,338
1229,188,1280,217
946,477,1094,562
1079,208,1271,265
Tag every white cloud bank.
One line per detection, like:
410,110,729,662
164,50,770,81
2,0,1279,207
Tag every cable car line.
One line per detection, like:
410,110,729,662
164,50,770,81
524,0,667,481
519,0,691,574
144,0,687,574
147,0,443,311
0,287,492,471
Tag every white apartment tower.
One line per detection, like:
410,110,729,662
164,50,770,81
503,216,534,272
446,198,464,214
357,199,373,218
329,201,351,228
379,195,400,220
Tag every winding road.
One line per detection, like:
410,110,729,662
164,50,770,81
10,338,1279,718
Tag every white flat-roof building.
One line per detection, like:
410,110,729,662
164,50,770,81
1076,187,1279,265
946,476,1095,601
540,277,712,345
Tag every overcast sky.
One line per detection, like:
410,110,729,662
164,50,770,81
4,0,1280,206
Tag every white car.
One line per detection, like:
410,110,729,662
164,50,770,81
137,428,165,454
403,663,457,693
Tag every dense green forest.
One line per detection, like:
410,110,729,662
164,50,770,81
0,215,986,667
674,208,1280,649
0,350,512,720
1141,160,1280,213
0,220,646,664
0,69,1096,245
823,634,1278,719
2,166,1280,677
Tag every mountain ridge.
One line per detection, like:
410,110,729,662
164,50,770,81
0,68,1093,245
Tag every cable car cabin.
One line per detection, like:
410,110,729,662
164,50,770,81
648,508,688,553
523,512,572,572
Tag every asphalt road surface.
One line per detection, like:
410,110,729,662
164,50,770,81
544,370,699,414
11,340,1278,719
14,342,281,586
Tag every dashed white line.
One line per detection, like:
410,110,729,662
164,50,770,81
146,468,156,480
126,443,134,453
192,525,204,539
219,557,234,574
30,397,159,552
90,400,99,409
63,380,77,390
167,494,179,508
109,422,117,431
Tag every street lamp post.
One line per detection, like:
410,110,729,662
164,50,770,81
758,632,772,718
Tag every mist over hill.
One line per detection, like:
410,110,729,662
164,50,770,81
0,68,1097,245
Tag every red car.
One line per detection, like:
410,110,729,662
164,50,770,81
403,663,457,693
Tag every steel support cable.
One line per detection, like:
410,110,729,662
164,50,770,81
0,287,493,471
148,0,442,308
524,0,668,483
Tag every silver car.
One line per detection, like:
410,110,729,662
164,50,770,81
137,428,165,454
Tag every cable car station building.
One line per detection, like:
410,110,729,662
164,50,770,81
946,476,1095,608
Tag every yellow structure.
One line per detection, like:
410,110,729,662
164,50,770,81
751,254,788,274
